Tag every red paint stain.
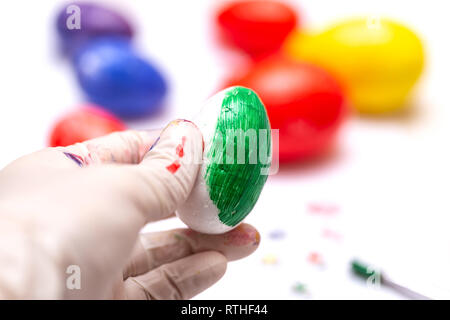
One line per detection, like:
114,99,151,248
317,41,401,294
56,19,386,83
166,160,180,173
176,136,187,157
307,252,324,265
167,136,188,174
322,228,343,242
307,203,340,216
176,144,184,157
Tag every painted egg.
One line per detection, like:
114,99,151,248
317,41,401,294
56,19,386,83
177,86,271,234
226,58,347,163
216,0,298,58
56,2,134,56
49,105,126,147
73,38,167,119
285,18,425,114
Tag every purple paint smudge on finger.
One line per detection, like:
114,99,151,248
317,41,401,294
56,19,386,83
149,136,160,151
63,152,84,167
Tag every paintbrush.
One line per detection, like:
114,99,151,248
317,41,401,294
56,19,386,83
351,259,450,300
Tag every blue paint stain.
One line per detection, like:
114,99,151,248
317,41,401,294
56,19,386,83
269,229,286,240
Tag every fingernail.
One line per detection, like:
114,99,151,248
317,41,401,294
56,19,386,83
223,224,260,246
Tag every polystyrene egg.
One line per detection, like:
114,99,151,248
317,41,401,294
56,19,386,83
216,0,298,59
49,105,126,147
285,18,425,114
226,58,347,163
177,86,272,234
73,38,167,119
56,2,134,56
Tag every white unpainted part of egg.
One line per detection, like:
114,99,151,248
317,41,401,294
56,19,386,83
176,89,231,234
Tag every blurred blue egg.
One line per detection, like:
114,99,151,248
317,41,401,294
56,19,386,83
73,38,168,119
56,2,134,56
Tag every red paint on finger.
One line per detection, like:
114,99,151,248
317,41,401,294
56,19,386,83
176,136,187,157
176,144,184,157
168,135,187,173
166,160,181,173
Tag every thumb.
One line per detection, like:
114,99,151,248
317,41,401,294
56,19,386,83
124,119,203,223
61,120,202,298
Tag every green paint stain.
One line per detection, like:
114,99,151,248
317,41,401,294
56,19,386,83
292,282,308,294
174,234,184,241
205,86,271,227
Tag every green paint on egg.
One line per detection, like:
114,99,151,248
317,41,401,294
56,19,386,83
204,86,271,227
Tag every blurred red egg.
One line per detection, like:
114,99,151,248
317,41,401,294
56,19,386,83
226,58,348,162
49,106,126,147
216,0,298,58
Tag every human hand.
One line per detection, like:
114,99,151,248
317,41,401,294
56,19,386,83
0,120,260,299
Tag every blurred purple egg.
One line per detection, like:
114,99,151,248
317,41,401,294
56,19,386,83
56,2,134,56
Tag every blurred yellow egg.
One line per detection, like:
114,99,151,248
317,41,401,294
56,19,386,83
285,18,425,114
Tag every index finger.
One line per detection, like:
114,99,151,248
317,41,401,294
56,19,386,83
60,129,161,166
2,129,162,173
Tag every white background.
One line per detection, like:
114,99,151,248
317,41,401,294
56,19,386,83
0,0,450,299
